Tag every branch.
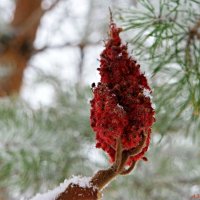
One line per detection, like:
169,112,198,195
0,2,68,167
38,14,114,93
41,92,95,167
120,161,136,175
13,0,62,39
33,132,148,200
53,132,148,199
185,19,200,66
56,183,100,200
127,131,148,157
90,138,123,190
32,41,99,55
90,132,147,190
45,0,62,12
113,138,123,169
33,42,77,54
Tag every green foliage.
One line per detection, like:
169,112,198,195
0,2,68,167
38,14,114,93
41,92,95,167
1,1,200,199
0,88,100,199
118,0,200,138
1,88,199,200
105,135,200,200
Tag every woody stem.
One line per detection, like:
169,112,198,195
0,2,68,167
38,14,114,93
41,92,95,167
90,138,124,190
90,132,147,190
90,165,118,190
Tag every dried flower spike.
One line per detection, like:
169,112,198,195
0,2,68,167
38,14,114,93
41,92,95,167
90,20,155,166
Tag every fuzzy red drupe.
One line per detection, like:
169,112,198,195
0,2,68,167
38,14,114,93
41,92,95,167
90,22,155,165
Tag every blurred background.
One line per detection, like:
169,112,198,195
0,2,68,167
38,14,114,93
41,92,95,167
0,0,199,199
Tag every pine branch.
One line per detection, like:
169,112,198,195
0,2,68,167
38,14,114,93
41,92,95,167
118,0,200,137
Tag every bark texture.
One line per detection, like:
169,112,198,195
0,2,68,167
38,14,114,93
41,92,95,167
56,183,100,200
0,0,42,96
54,134,147,200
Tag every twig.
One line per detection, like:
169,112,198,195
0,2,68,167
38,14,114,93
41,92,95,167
185,19,200,66
33,42,77,54
45,0,61,12
109,7,113,23
113,138,123,169
33,41,99,55
90,132,147,190
120,161,136,175
128,131,148,157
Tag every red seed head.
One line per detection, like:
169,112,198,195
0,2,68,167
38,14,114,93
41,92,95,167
90,21,155,165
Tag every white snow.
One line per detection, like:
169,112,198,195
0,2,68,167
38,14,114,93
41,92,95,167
30,176,92,200
87,98,92,104
143,88,156,110
117,103,124,110
152,103,156,109
143,88,152,99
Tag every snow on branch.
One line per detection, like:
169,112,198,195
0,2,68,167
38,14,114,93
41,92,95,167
30,176,92,200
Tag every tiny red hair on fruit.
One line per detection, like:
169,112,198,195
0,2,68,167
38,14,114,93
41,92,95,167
90,17,155,166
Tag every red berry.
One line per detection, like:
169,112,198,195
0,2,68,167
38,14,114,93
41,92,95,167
90,22,155,165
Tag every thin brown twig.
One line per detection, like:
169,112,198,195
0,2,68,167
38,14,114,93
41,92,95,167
117,151,129,173
120,161,136,175
109,7,113,23
33,41,99,55
113,138,123,170
90,137,123,190
127,131,148,157
185,19,200,66
33,42,76,54
45,0,61,11
90,132,147,190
